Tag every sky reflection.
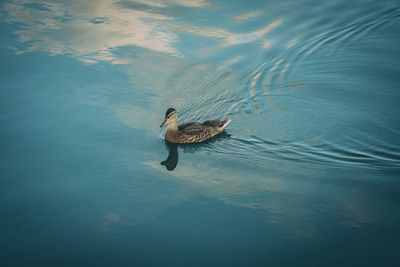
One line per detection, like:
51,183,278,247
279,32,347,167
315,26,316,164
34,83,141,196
2,0,399,253
2,0,281,63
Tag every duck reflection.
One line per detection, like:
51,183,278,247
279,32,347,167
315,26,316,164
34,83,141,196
161,143,179,171
160,131,231,171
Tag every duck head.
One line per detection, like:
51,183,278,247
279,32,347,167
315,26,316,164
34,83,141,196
160,108,178,128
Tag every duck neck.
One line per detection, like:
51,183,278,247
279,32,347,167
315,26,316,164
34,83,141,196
168,118,178,131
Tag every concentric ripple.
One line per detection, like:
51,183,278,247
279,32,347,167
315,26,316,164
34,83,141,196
151,0,400,172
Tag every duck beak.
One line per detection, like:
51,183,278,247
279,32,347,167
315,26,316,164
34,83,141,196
160,118,169,128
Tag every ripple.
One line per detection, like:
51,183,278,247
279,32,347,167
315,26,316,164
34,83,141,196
143,0,400,174
224,135,400,171
305,7,400,56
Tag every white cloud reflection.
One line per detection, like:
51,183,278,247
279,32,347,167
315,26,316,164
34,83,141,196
2,0,281,64
3,0,180,63
231,10,262,24
132,0,211,8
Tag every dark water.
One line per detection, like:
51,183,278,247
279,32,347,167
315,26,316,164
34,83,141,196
1,0,400,266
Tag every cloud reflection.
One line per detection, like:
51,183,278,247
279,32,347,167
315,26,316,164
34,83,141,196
2,0,281,63
231,11,262,24
3,0,180,63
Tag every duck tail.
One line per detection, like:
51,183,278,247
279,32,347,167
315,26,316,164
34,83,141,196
221,118,231,129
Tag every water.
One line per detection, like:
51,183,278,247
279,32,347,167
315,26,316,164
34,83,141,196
1,0,399,266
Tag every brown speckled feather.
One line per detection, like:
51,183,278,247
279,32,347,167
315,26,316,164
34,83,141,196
161,108,231,144
178,122,198,131
174,119,230,143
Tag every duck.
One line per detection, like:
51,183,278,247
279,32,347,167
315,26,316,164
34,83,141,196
160,108,231,144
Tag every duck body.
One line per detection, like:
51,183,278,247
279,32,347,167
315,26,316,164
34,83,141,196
160,108,231,144
166,119,231,143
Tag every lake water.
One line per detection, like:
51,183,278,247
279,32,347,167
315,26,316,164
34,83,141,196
1,0,400,266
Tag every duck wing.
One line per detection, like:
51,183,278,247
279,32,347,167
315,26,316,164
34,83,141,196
181,120,230,135
175,119,231,143
202,120,229,128
181,123,209,135
174,123,211,143
178,122,200,131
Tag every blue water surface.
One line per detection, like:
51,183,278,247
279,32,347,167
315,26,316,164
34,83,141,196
1,0,400,266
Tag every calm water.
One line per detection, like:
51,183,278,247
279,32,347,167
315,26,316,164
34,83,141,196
1,0,400,266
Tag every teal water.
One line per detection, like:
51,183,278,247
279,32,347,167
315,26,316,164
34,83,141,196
1,0,400,266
